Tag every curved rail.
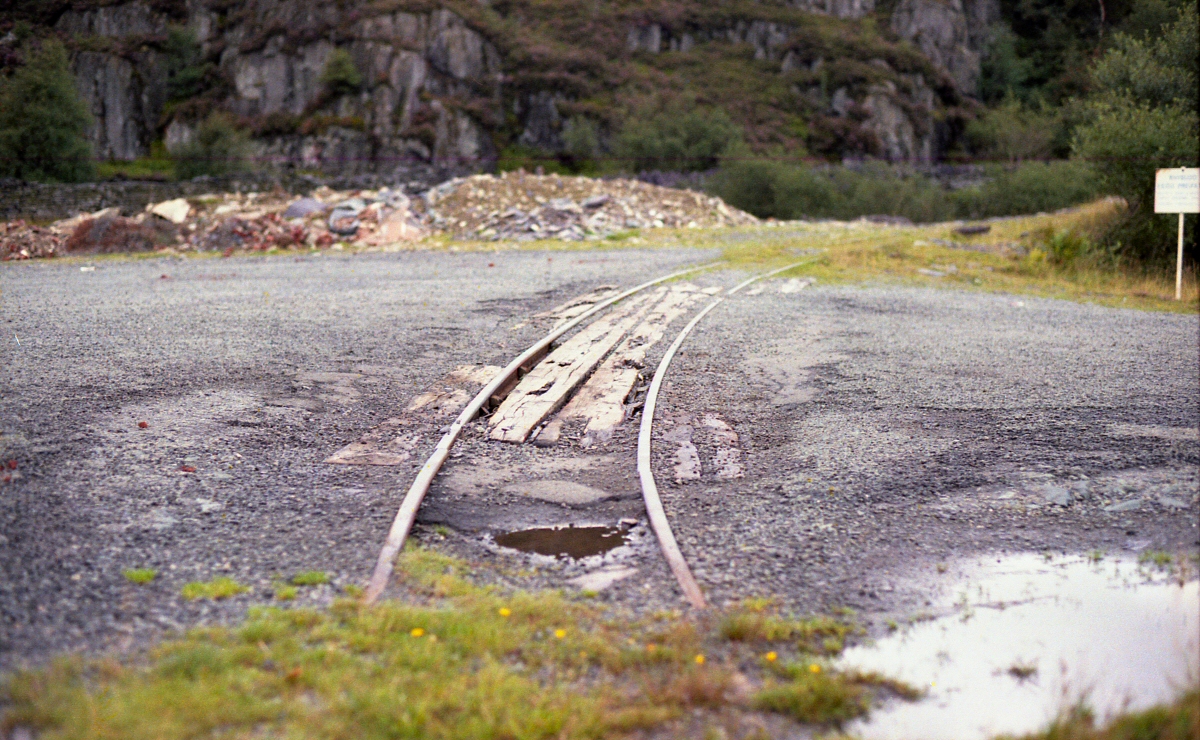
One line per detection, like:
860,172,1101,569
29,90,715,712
637,259,819,609
364,260,723,603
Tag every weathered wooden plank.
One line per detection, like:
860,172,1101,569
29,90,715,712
488,293,656,443
511,285,620,330
326,364,500,465
556,284,707,443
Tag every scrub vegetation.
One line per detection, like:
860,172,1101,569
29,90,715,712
179,577,249,601
440,196,1196,313
1000,688,1199,740
2,547,914,739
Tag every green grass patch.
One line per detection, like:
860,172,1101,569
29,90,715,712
179,577,248,601
122,568,157,585
290,571,329,586
997,687,1199,740
3,548,916,738
274,585,298,601
688,198,1198,314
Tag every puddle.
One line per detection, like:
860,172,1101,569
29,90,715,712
494,524,629,559
841,553,1199,740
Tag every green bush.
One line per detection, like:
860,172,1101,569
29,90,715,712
978,23,1034,104
1072,2,1198,265
559,115,600,172
952,161,1100,219
0,40,95,183
709,160,953,223
710,159,1101,224
173,112,249,179
165,27,213,103
965,97,1060,162
615,107,744,172
321,48,362,97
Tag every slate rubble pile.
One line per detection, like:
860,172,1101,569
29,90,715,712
0,174,755,259
0,187,428,260
423,172,757,241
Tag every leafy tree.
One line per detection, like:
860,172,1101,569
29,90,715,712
165,27,213,103
615,107,744,173
321,48,362,97
978,23,1033,103
173,112,249,179
1073,1,1198,264
0,39,95,182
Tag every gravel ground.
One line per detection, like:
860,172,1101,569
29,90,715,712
650,280,1200,617
0,247,710,669
1,250,1197,672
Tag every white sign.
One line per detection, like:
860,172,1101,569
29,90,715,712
1155,168,1199,213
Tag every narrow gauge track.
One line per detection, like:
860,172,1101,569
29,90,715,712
364,259,814,605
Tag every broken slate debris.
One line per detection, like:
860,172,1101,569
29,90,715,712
1,174,754,259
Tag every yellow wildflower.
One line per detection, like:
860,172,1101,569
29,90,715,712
765,651,778,662
809,663,821,674
554,629,566,639
498,607,512,617
694,654,705,665
411,628,425,638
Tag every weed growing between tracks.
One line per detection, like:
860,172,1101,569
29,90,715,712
3,547,914,739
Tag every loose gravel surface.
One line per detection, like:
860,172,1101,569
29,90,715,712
1,249,1197,672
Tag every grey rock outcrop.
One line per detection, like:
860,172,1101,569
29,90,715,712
791,0,876,19
55,0,501,170
891,0,998,96
39,0,976,173
55,3,168,38
58,3,169,160
71,50,167,161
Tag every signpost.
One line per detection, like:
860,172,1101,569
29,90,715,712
1154,168,1199,300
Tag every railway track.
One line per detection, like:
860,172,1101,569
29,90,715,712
358,259,815,605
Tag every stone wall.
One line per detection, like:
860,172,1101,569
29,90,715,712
0,163,469,222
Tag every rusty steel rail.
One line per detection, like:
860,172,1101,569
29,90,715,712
637,259,819,609
364,260,723,603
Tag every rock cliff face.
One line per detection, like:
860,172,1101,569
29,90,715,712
891,0,998,95
29,0,991,172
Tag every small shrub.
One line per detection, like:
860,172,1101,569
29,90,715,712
321,48,362,97
559,115,601,172
165,27,213,103
965,97,1060,162
753,669,871,723
173,112,249,179
615,107,745,172
291,571,329,586
953,160,1100,220
123,568,157,585
181,577,248,601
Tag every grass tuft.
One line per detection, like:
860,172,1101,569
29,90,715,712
180,577,248,601
289,571,329,586
122,568,157,585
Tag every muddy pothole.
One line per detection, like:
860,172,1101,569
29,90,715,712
494,524,630,559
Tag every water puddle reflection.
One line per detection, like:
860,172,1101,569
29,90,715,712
841,553,1198,740
494,524,629,559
